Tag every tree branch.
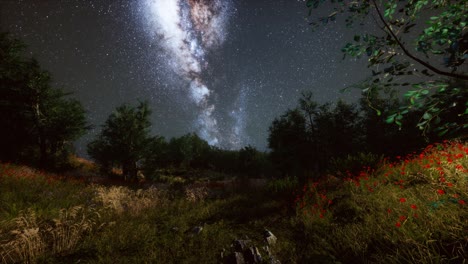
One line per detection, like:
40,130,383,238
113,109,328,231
371,0,468,80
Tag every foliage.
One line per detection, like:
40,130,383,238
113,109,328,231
358,86,427,156
0,32,88,169
328,152,383,176
305,0,468,135
1,141,466,263
87,102,152,180
295,140,468,262
268,91,426,178
268,108,310,177
167,133,212,169
238,145,271,178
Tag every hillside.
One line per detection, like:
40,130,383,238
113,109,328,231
0,141,467,263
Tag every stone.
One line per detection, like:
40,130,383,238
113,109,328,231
233,239,250,252
244,246,262,263
225,252,245,264
191,225,203,235
264,229,277,246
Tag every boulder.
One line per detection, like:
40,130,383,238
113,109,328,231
244,246,262,263
264,229,277,246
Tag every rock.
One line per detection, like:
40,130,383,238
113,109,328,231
191,225,203,235
225,252,245,264
233,239,250,252
222,231,279,264
264,229,277,246
244,246,262,263
268,256,281,264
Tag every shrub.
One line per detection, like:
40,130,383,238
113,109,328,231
328,152,384,177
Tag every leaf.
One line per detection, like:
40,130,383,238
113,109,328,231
386,114,396,124
438,128,449,136
430,50,444,55
423,112,432,120
421,89,429,95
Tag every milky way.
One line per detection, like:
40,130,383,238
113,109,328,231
141,0,233,146
1,0,370,155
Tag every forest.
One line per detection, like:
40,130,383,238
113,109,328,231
0,0,467,263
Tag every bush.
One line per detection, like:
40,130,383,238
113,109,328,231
328,152,384,177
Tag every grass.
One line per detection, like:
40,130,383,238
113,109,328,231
0,141,467,263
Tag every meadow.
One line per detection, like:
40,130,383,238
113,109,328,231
0,141,467,263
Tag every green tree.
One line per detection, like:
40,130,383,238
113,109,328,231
358,88,426,156
167,133,211,169
87,102,152,180
141,135,169,179
238,145,270,178
268,108,309,177
0,32,87,168
306,0,467,135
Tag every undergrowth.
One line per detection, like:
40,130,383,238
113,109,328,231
0,141,467,263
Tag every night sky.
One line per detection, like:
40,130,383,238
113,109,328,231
1,0,372,155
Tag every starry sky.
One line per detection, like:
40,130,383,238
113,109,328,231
1,0,372,155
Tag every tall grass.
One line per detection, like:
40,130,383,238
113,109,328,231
295,140,468,262
0,141,466,263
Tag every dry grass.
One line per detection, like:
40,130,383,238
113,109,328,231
92,185,164,214
0,206,101,263
184,185,209,203
45,206,99,255
0,209,45,263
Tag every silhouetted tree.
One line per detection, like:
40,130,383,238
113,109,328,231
0,32,87,168
268,108,309,177
167,133,211,169
87,102,152,180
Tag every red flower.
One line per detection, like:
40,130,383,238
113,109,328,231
410,204,417,210
446,182,453,187
459,200,466,205
400,198,406,203
437,189,445,195
395,222,401,228
399,215,407,221
387,208,392,214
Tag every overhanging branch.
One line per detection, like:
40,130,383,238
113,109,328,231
371,0,468,80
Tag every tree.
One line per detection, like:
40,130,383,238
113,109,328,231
87,102,152,180
141,135,168,180
238,145,270,178
358,88,426,156
167,133,211,169
305,0,467,135
0,32,88,168
268,108,310,177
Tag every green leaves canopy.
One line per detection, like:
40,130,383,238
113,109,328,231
306,0,467,137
